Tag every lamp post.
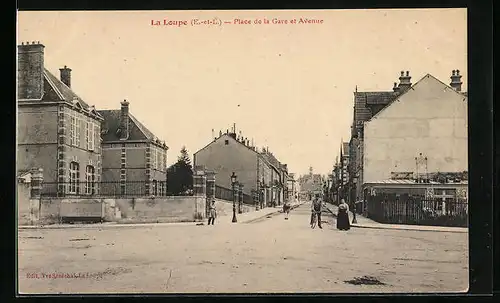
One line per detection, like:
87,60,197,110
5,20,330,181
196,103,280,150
231,172,237,223
238,183,243,214
352,178,358,224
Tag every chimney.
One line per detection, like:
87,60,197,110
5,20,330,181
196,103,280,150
17,41,45,99
120,99,130,140
397,70,412,91
59,65,72,87
393,82,400,93
450,69,463,91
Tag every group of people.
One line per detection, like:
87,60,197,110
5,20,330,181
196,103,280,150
206,193,352,231
309,194,351,231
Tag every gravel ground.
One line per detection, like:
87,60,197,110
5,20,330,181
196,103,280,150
17,202,468,294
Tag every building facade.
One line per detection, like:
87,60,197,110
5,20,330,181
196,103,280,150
193,129,291,206
17,42,104,196
362,72,467,186
98,100,169,196
298,167,324,200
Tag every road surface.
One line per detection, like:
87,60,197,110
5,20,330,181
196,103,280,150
18,202,468,294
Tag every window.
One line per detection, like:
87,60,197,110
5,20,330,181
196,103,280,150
87,121,95,150
225,140,229,145
69,162,80,194
85,165,95,195
155,150,159,170
70,116,76,146
76,118,81,147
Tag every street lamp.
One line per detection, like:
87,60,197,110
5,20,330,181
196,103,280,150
238,183,244,214
231,172,238,223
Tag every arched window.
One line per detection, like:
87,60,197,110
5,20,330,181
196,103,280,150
85,165,95,195
69,162,80,194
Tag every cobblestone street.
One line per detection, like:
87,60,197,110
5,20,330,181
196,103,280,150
18,202,468,294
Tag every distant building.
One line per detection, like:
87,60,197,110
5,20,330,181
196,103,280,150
298,167,323,200
193,128,291,206
17,42,104,196
98,100,169,196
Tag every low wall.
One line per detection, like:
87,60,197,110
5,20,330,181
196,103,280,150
114,196,205,223
22,195,262,225
214,199,255,217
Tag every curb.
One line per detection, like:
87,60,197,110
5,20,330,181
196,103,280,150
324,206,467,234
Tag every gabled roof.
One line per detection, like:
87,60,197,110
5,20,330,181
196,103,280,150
42,68,103,119
194,133,259,156
97,109,167,147
367,73,468,122
353,91,398,126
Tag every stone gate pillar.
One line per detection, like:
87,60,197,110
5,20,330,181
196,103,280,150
30,168,43,199
193,166,207,220
205,170,216,217
29,168,43,224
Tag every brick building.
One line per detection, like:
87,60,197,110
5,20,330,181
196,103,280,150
17,42,104,196
98,100,169,196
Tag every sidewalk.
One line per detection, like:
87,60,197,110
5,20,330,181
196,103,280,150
18,201,305,230
324,203,468,234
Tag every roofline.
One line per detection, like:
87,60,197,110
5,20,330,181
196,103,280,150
194,133,259,156
365,73,468,124
43,70,64,100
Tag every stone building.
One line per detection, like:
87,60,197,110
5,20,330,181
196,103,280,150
362,72,467,186
346,71,414,203
98,100,169,196
298,167,324,200
193,128,291,206
17,42,104,196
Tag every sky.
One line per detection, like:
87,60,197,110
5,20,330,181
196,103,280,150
17,9,467,176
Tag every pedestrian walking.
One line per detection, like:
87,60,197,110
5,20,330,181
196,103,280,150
310,194,323,229
336,199,351,231
208,199,217,225
283,201,291,220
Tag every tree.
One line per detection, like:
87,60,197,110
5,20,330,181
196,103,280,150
166,146,193,195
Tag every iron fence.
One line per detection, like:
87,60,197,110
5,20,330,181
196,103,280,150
39,181,173,198
215,185,254,205
366,193,468,227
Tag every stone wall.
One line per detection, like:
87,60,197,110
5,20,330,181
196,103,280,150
213,199,255,217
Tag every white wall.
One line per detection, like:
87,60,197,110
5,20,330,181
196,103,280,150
363,75,468,183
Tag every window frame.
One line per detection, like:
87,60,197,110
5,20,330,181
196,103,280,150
69,161,80,194
85,165,95,195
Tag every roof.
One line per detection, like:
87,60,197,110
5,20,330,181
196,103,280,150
40,68,102,119
365,179,468,187
368,74,468,122
97,109,167,147
353,91,397,128
194,133,259,156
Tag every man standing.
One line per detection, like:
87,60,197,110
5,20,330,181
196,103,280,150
310,194,323,229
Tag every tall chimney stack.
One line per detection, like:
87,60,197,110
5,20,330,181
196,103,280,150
59,65,72,87
17,41,45,99
120,99,130,140
397,70,412,92
450,69,463,91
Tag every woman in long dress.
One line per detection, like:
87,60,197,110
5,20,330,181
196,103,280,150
337,199,351,231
